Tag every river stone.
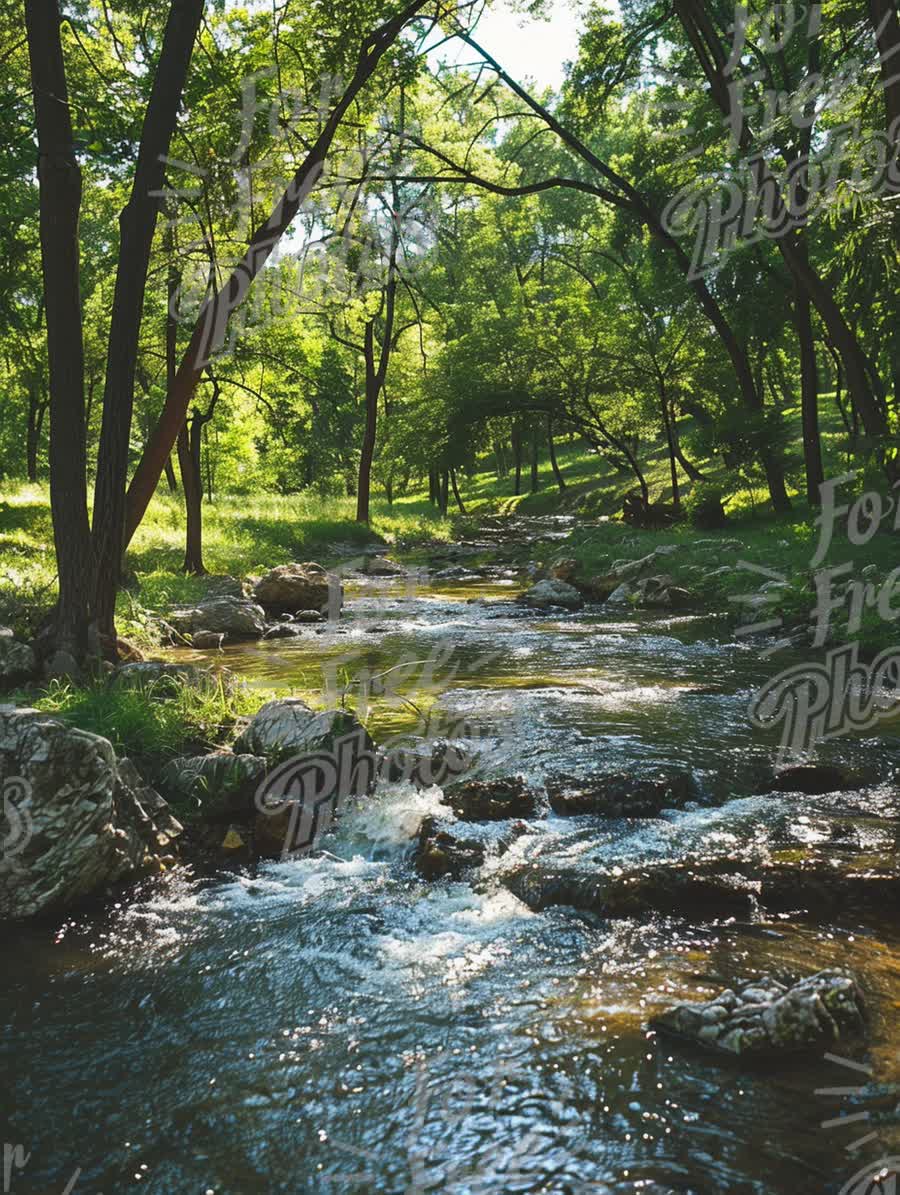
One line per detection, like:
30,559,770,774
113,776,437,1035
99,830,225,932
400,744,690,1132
364,555,406,576
0,708,182,920
252,562,340,615
157,751,268,820
769,763,860,795
651,970,867,1057
547,770,696,817
520,579,584,611
167,596,266,639
0,637,36,685
414,815,486,879
445,776,541,821
191,630,226,649
263,623,305,640
233,697,370,765
605,582,633,605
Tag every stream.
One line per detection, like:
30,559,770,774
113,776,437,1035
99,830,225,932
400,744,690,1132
4,544,900,1194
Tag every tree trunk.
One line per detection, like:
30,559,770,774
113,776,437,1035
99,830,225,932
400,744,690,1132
659,378,680,512
868,0,900,163
547,415,566,491
512,425,523,494
163,455,179,493
356,321,378,524
176,423,205,574
91,0,205,637
25,385,46,482
123,0,429,547
795,285,824,507
439,471,449,515
25,0,92,659
450,467,466,513
530,424,540,492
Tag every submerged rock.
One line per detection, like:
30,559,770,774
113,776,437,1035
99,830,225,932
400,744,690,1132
0,708,181,920
651,970,866,1057
263,623,305,640
446,776,541,821
519,579,584,611
547,770,696,817
252,562,339,615
234,697,370,765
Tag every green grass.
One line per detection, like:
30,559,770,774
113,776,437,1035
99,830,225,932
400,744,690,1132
0,484,454,642
15,673,267,762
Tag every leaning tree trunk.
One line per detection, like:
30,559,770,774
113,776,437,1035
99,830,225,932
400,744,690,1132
25,0,93,660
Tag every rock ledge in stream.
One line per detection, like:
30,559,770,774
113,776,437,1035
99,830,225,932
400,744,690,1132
446,776,541,821
501,851,900,920
547,770,696,817
651,970,866,1057
0,708,182,920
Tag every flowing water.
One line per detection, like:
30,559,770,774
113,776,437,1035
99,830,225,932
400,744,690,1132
5,559,900,1194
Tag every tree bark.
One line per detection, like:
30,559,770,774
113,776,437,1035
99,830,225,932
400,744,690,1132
124,0,429,547
91,0,205,636
512,424,523,495
25,0,93,658
25,383,47,482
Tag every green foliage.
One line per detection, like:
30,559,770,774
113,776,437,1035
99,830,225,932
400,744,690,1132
20,674,266,760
